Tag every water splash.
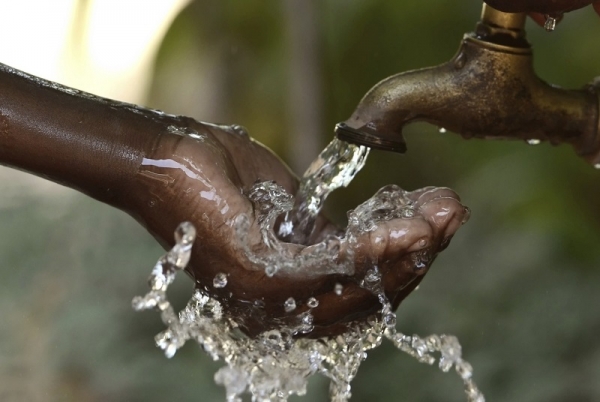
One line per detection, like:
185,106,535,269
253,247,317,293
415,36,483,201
360,267,483,400
306,297,319,308
346,184,416,233
233,136,369,279
236,181,354,279
132,132,481,401
284,297,297,313
134,216,484,402
213,273,228,289
278,137,369,244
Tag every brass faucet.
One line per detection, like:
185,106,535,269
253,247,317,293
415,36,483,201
335,3,600,165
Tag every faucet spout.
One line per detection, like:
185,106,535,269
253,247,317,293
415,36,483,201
336,4,600,164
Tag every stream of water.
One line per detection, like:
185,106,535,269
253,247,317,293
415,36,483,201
278,138,369,245
133,137,484,402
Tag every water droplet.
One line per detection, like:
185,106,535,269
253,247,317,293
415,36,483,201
265,265,278,277
277,219,294,238
149,273,166,291
411,336,429,357
462,206,471,224
307,297,319,308
414,260,427,271
526,138,541,145
456,360,473,380
231,124,248,137
302,313,313,324
334,283,343,295
157,300,170,311
188,132,205,140
439,127,447,133
454,52,467,69
401,208,415,219
424,334,441,351
412,250,430,272
213,273,228,288
167,125,206,141
364,269,381,283
167,125,186,136
289,311,316,335
383,312,396,328
284,297,297,312
175,221,196,245
544,15,557,32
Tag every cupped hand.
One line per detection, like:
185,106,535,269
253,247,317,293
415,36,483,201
138,120,470,337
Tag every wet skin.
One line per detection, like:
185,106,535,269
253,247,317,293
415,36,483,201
0,63,469,337
132,123,471,337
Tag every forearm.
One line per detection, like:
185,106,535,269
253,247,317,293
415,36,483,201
0,62,184,211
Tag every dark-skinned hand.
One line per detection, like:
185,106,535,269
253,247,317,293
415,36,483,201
147,122,470,337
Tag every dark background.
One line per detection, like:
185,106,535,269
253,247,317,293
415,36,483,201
1,1,600,401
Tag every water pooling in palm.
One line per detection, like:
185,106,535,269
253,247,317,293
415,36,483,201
134,137,480,402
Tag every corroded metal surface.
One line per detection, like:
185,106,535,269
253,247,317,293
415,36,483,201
337,4,600,165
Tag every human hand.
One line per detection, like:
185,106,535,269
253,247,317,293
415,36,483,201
0,63,469,338
141,121,470,337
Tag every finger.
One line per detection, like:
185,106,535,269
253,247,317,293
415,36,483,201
418,196,470,241
404,186,437,203
412,187,461,208
369,216,433,258
342,187,468,265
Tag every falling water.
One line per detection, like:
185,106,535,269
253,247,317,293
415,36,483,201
133,136,484,402
278,137,369,244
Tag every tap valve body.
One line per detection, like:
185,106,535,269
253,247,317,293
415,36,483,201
336,4,600,165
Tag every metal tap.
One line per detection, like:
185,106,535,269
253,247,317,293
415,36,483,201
335,3,600,165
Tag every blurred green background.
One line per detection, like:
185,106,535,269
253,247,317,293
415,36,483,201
1,1,600,401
